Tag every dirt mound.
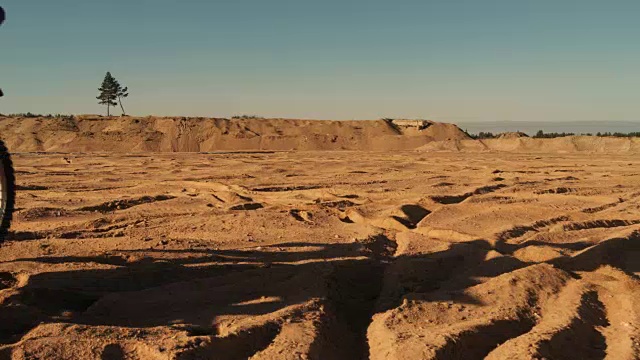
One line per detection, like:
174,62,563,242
497,131,529,139
418,136,640,153
0,116,470,152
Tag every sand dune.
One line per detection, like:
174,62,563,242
0,151,638,359
2,115,637,154
0,116,469,152
419,136,640,153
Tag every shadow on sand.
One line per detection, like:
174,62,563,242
1,229,638,359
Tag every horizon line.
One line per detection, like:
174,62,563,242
2,113,640,124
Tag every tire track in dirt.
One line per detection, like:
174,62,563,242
496,215,571,242
364,224,640,359
368,264,572,360
306,234,397,360
430,184,508,205
3,153,640,359
560,219,640,231
486,281,608,359
76,195,176,213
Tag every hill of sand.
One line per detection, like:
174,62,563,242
0,116,469,152
3,115,637,154
418,136,640,153
1,151,639,359
497,131,529,139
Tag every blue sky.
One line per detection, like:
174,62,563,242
2,0,640,122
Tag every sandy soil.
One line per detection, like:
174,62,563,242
0,151,639,359
419,136,640,153
0,117,469,152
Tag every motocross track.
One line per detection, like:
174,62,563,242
0,151,639,359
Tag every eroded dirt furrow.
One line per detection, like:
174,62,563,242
75,194,176,213
433,318,537,360
582,200,625,214
430,184,508,204
561,219,640,231
4,152,640,359
8,221,135,241
319,261,387,359
252,185,324,192
496,215,571,242
586,269,640,360
176,322,281,360
313,235,397,359
368,264,572,360
487,281,609,360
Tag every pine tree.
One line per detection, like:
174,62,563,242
114,79,129,116
97,72,118,116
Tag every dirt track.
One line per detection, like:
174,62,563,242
0,151,639,359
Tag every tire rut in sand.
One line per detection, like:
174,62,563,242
537,290,608,359
163,233,395,360
0,287,101,343
496,215,570,242
591,269,640,360
76,195,176,213
486,281,608,360
318,261,387,359
430,184,508,205
368,264,572,360
0,272,17,290
312,234,397,359
560,219,640,231
433,318,537,360
176,322,280,360
582,200,625,214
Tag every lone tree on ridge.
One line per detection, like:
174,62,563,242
97,72,118,116
114,79,129,116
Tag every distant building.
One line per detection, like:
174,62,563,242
390,119,432,130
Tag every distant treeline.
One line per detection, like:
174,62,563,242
231,115,265,120
1,113,75,119
590,131,640,137
467,130,640,139
3,113,268,120
1,113,272,120
468,131,502,139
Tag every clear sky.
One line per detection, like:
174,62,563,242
2,1,640,122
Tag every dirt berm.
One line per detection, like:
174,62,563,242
0,116,468,152
418,136,640,153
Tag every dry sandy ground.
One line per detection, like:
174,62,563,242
0,116,468,152
0,151,639,360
